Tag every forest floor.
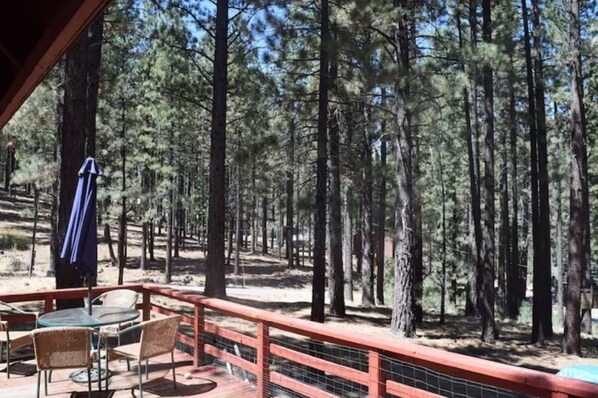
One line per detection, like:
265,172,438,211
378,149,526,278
1,189,598,375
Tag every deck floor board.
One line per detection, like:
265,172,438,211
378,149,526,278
0,349,255,398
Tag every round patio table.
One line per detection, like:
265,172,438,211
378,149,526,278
38,306,139,385
38,306,139,328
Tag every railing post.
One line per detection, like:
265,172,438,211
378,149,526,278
194,304,205,367
44,297,53,314
368,349,385,398
257,321,270,398
142,290,150,321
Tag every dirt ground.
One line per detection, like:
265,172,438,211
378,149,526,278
1,189,598,375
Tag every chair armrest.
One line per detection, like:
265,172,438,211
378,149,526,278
0,301,38,316
91,293,106,305
99,322,142,338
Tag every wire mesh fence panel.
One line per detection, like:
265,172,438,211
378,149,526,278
266,328,369,397
382,354,536,398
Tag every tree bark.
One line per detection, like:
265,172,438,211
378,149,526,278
140,222,148,271
361,103,375,307
311,0,329,323
262,196,268,254
149,219,155,261
480,0,496,343
376,135,387,306
103,224,117,266
235,166,242,275
328,64,345,316
117,99,127,286
555,113,564,328
498,89,509,320
507,50,520,319
343,184,353,301
563,0,586,355
204,0,228,298
29,188,39,277
286,118,295,268
530,0,553,344
458,0,481,317
439,153,447,326
56,21,98,307
390,12,415,338
251,160,256,254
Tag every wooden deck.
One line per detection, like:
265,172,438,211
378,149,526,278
0,349,256,398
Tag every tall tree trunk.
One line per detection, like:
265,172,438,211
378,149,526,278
507,51,520,319
361,103,375,307
29,188,39,277
458,1,482,317
311,0,329,323
376,136,387,306
149,219,155,261
251,160,256,254
50,63,63,275
555,115,564,329
328,48,345,315
439,153,447,326
480,0,496,343
235,166,242,275
204,0,228,298
103,224,117,266
165,190,173,283
278,195,283,260
498,94,509,320
519,195,530,307
262,196,268,254
140,222,148,271
85,13,103,157
530,0,553,344
286,118,295,267
563,0,587,355
57,21,102,307
117,99,127,286
227,212,234,267
343,184,353,301
390,12,415,338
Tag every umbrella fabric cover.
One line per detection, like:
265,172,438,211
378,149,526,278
60,157,103,277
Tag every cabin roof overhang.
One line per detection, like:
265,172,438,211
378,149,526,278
0,0,112,130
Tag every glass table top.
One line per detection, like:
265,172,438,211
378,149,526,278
38,306,139,328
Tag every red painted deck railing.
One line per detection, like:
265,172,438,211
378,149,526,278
1,284,597,398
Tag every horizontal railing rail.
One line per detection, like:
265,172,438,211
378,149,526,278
0,284,596,398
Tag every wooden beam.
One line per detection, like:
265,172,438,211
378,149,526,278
0,0,112,129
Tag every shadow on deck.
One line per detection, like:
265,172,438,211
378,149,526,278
0,349,255,398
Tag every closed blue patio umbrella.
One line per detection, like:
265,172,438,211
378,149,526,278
61,157,103,314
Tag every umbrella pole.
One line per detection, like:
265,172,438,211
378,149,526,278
87,275,92,315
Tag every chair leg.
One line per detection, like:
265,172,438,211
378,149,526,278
126,358,130,371
171,351,177,390
138,361,144,398
37,371,41,398
97,335,102,391
48,370,52,383
145,359,149,380
44,370,48,396
6,342,10,379
87,368,92,398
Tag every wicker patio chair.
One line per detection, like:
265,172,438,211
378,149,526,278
0,301,38,378
31,327,95,398
92,289,139,346
101,315,181,397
